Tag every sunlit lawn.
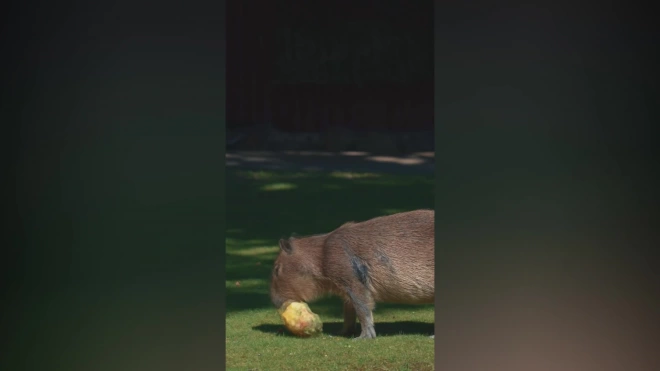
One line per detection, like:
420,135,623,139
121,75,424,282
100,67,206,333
226,169,435,370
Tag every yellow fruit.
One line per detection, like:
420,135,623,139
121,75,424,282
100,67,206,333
278,301,323,337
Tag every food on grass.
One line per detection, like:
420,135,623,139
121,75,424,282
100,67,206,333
278,301,323,337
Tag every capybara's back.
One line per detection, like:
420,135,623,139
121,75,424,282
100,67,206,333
322,209,434,304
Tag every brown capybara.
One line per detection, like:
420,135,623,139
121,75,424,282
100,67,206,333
270,209,434,339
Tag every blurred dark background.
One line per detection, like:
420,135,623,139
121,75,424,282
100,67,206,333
2,1,225,370
226,0,434,154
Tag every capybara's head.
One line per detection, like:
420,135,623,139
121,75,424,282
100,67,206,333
270,237,321,308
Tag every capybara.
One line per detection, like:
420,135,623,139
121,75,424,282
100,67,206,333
270,209,434,339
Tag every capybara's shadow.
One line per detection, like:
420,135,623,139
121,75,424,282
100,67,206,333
253,321,434,338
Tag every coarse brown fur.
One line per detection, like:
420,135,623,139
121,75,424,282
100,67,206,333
270,209,434,339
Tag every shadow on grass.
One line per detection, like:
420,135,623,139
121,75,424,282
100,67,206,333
225,150,434,175
226,168,434,313
253,320,434,338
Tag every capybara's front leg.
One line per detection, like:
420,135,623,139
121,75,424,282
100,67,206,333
347,289,376,339
355,310,376,339
339,300,357,337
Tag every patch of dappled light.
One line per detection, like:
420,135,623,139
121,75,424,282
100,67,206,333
339,151,370,156
243,156,278,163
229,246,279,257
261,182,297,191
236,170,276,180
411,151,434,158
226,238,273,250
329,171,381,179
365,156,425,165
225,279,268,289
282,150,335,156
237,171,314,180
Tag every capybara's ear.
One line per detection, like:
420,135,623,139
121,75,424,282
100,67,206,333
279,238,293,254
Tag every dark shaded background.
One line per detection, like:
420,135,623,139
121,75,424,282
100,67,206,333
227,0,433,135
2,0,225,370
434,3,658,371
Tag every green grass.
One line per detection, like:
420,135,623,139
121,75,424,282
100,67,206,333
226,169,435,370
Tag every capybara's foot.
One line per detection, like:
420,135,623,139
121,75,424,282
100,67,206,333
353,327,376,340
